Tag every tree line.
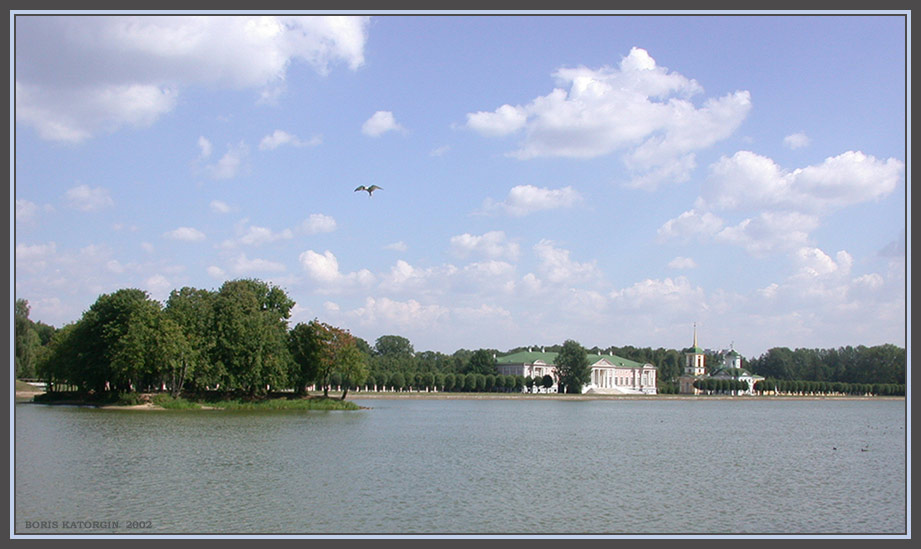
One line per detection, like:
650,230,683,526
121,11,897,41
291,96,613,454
14,279,905,397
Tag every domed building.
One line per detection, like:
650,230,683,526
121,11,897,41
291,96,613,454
678,326,763,395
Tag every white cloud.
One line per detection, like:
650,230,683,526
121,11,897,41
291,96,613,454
610,276,707,313
430,145,451,157
145,274,173,300
783,132,811,149
465,104,527,137
667,256,697,270
701,150,903,214
16,199,38,221
205,142,249,180
466,47,751,188
533,240,600,284
361,110,405,137
259,129,322,150
237,225,293,246
230,253,286,274
714,211,819,256
299,249,341,282
301,213,337,234
209,200,233,213
384,241,408,252
483,184,582,217
163,226,206,241
656,209,724,242
661,150,903,256
349,296,450,329
198,136,213,158
207,265,226,279
450,231,520,260
298,249,376,290
64,184,114,211
16,15,370,142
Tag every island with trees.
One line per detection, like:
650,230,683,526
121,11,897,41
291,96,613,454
13,278,906,408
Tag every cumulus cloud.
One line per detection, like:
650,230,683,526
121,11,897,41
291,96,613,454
667,256,697,270
533,240,600,284
659,150,903,256
205,141,249,180
783,132,811,149
16,15,370,142
465,47,751,188
207,265,226,279
384,241,408,252
258,129,322,150
656,209,724,242
16,199,54,223
198,136,213,158
163,226,207,241
482,184,582,217
714,211,819,256
230,253,286,274
64,184,114,211
299,249,341,283
299,249,375,289
610,276,707,313
349,296,450,329
450,231,520,260
209,200,233,213
300,213,337,234
361,110,405,137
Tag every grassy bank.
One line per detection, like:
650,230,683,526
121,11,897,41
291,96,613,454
29,391,362,411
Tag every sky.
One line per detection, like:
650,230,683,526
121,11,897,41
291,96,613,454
12,13,909,358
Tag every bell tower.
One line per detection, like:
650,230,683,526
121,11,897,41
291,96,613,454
685,323,706,377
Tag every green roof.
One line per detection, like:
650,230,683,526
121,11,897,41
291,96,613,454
496,350,651,369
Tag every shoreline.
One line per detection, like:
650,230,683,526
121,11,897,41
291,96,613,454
15,390,903,408
344,392,901,402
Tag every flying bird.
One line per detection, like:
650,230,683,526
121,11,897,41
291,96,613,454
354,185,382,197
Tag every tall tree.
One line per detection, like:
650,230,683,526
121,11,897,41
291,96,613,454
467,349,497,375
164,287,216,392
555,339,591,394
336,342,369,400
14,299,41,378
288,321,323,395
211,279,293,395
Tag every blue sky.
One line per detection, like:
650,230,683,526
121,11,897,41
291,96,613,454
13,13,908,357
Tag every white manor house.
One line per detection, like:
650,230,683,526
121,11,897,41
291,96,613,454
496,349,658,395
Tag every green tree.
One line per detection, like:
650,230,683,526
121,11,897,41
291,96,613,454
288,321,324,395
164,287,216,392
390,372,405,392
374,335,415,358
210,279,293,395
335,342,368,400
468,349,497,376
464,373,477,392
14,299,43,379
541,374,554,391
555,339,591,394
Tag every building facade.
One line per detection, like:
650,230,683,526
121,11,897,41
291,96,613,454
496,349,657,395
678,328,762,395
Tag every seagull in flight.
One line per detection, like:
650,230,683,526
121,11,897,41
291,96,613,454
354,185,382,197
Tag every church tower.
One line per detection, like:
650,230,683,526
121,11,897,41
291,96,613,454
685,323,706,377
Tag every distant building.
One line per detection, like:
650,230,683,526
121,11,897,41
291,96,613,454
678,326,763,395
708,346,764,395
496,348,657,395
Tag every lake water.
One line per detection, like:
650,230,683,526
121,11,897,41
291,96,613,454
13,398,907,535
